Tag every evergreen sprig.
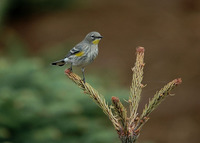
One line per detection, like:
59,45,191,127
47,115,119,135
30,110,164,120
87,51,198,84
65,47,182,143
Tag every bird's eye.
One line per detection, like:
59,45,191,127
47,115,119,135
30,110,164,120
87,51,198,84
91,35,95,39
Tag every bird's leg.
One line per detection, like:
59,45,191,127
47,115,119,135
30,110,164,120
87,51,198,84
81,67,85,83
69,63,73,72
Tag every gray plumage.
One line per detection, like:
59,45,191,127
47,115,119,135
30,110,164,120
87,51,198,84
51,31,103,82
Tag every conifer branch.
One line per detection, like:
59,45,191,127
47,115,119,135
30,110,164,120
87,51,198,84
129,47,145,127
65,69,121,131
111,96,128,133
64,47,182,143
134,78,182,131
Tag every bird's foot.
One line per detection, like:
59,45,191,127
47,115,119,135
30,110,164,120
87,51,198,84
82,78,85,83
69,67,73,72
65,68,72,74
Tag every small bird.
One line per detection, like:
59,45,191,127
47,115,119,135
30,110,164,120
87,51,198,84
51,31,103,83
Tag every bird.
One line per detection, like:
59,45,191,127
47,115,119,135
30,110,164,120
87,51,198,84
51,31,103,83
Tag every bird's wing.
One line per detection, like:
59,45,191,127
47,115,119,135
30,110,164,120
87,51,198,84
65,43,88,58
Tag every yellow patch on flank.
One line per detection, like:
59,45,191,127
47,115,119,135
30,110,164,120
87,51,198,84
75,51,84,57
92,39,100,45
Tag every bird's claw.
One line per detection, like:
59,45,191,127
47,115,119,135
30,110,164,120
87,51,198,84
69,67,73,72
65,68,72,74
82,78,85,83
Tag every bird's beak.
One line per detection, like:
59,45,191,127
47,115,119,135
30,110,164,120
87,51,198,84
97,36,103,39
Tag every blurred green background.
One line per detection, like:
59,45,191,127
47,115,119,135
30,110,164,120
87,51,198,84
0,0,200,143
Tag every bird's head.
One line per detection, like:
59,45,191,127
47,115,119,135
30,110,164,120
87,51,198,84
84,31,103,45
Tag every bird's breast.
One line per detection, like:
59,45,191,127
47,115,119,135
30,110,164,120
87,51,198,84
88,46,98,62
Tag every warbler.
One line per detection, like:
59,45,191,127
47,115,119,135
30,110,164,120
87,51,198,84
51,31,103,83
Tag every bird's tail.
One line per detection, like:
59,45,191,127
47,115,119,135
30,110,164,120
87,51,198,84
51,59,65,66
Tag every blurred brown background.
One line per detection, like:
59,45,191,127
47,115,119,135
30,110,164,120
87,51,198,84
0,0,200,143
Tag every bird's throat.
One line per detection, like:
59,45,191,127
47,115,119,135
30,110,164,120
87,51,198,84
92,39,100,45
